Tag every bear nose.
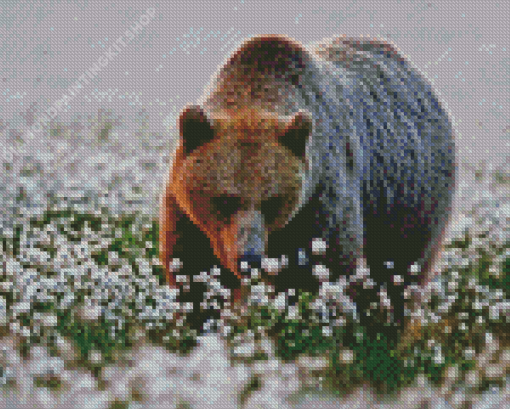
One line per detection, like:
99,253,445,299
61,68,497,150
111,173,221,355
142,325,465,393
239,253,262,271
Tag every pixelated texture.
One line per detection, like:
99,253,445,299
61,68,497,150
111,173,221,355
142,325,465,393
0,1,508,408
165,34,455,336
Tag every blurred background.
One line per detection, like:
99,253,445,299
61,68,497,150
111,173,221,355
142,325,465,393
0,0,507,223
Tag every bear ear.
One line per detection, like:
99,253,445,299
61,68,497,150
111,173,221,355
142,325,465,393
278,110,312,159
179,104,215,156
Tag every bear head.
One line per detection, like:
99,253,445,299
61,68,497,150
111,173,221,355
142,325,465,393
171,104,313,280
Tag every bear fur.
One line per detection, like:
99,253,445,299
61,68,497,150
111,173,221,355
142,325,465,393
159,35,455,337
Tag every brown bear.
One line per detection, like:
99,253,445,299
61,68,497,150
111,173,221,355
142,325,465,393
159,35,455,338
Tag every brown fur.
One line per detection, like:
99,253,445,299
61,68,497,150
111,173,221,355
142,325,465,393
160,106,309,294
160,35,455,340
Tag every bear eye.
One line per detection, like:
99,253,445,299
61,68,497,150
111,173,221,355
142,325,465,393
212,195,243,221
261,195,286,225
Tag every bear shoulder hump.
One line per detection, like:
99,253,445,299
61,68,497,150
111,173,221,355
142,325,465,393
310,35,406,67
223,35,311,79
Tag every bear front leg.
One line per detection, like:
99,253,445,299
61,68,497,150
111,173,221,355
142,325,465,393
159,187,242,331
265,181,362,297
319,173,364,285
160,189,233,287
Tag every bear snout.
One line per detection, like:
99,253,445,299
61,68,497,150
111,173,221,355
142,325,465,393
224,210,267,277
